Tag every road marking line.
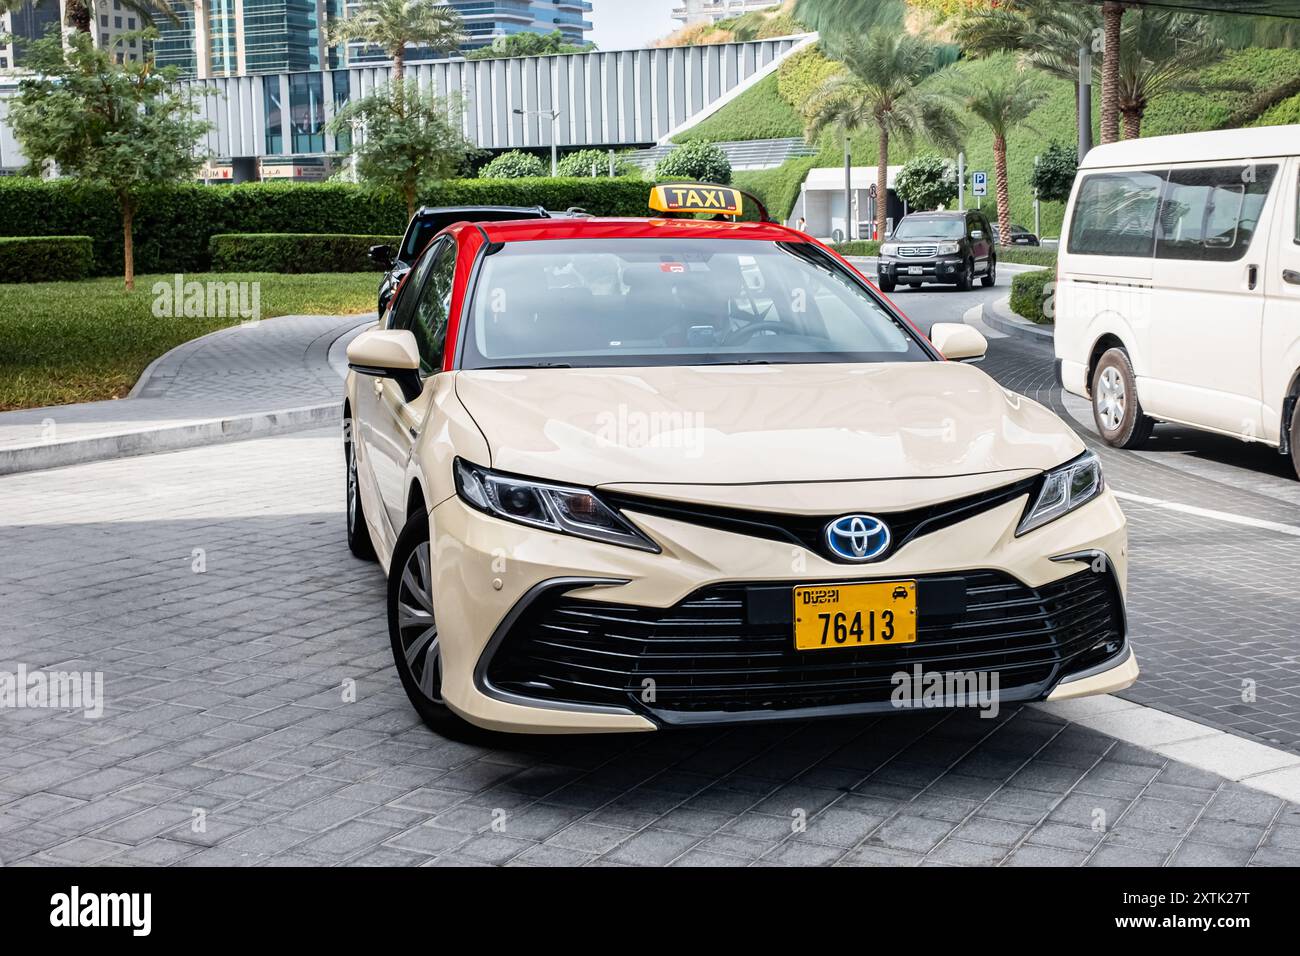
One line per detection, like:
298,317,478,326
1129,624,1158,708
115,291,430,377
1112,490,1300,538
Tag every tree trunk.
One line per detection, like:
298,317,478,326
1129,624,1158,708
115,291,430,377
1100,2,1123,145
121,198,135,292
64,0,91,33
392,49,404,87
1122,107,1141,140
993,133,1011,248
404,181,417,222
876,125,889,243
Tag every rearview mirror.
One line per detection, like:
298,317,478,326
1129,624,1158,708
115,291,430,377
348,328,422,400
369,244,395,268
929,323,988,363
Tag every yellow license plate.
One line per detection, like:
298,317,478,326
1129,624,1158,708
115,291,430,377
793,581,917,650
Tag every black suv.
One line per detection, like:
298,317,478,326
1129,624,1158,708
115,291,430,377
370,206,554,316
877,210,996,293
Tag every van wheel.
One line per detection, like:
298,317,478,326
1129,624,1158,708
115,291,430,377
1092,348,1154,449
878,275,896,293
387,510,478,740
1289,399,1300,480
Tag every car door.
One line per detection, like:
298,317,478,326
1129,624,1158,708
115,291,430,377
372,236,458,536
969,213,991,272
1147,162,1280,438
1261,157,1300,446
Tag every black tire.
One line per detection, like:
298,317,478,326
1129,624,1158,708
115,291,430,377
1289,398,1300,480
345,419,377,561
981,256,996,287
1091,348,1155,449
878,275,896,293
387,510,478,739
955,259,973,291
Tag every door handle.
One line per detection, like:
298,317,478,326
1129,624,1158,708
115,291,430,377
1284,269,1300,286
1247,264,1258,290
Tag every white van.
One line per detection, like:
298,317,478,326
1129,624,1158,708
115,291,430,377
1054,125,1300,477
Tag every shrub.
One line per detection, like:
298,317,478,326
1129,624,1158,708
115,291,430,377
0,236,94,283
830,240,882,257
209,234,403,274
1009,268,1056,325
480,151,548,178
733,156,817,224
776,44,841,119
0,177,649,276
556,148,637,178
895,154,959,211
655,140,732,185
1030,142,1077,205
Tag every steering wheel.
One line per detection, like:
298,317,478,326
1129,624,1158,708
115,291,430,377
721,320,804,346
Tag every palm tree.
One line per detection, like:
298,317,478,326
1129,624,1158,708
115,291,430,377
1116,9,1245,140
792,0,905,36
0,0,180,37
955,0,1099,148
958,67,1050,245
327,0,464,88
806,30,963,242
1098,1,1125,144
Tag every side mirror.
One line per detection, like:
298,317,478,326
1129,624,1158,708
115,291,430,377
369,244,395,268
930,323,988,363
970,230,984,240
348,328,423,400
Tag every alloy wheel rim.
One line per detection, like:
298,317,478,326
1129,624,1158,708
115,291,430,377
1097,366,1126,431
397,541,442,703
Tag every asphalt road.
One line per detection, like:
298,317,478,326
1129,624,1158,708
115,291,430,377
882,270,1300,756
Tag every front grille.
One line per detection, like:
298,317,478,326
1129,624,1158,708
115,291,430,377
899,244,938,257
481,568,1125,724
601,475,1038,565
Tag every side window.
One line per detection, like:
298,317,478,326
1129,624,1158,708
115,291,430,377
386,238,441,330
403,239,457,375
1156,164,1277,262
1068,170,1164,258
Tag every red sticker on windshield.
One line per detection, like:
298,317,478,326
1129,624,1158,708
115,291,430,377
660,262,686,273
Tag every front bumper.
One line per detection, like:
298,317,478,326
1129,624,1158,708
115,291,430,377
880,256,966,282
428,484,1132,734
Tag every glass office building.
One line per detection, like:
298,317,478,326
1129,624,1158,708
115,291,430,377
155,0,344,78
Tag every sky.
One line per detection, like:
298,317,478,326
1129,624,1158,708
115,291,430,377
589,0,681,51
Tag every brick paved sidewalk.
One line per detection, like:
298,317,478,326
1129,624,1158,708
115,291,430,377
0,313,373,473
1,430,1297,867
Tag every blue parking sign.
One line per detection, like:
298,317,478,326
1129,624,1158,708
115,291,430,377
972,171,988,197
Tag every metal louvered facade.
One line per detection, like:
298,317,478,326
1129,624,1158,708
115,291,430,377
180,36,809,161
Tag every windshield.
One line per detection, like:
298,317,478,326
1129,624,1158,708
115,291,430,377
460,238,930,369
892,218,965,240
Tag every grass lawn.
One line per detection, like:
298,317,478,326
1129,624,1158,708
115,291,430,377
0,272,377,411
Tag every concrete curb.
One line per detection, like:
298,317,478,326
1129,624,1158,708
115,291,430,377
979,297,1054,345
0,403,341,476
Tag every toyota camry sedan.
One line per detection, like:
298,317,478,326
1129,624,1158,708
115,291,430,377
343,185,1137,736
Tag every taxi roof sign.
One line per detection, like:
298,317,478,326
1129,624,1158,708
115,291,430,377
650,184,744,217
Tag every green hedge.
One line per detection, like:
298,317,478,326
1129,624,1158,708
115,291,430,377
1009,268,1056,325
830,240,882,257
0,235,94,283
210,233,403,274
0,178,649,277
995,245,1058,267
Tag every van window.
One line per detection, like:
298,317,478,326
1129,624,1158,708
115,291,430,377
1156,164,1277,262
1068,171,1163,257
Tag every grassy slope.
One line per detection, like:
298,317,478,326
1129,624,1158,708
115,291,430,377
0,273,376,410
697,47,1300,235
673,73,805,144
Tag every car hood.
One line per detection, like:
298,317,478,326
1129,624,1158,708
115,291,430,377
453,362,1083,487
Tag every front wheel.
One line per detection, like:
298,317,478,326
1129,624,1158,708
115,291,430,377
955,259,973,291
1092,348,1154,449
981,257,996,287
345,423,377,561
878,275,897,293
387,511,475,739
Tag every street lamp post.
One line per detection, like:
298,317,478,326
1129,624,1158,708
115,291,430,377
513,107,561,176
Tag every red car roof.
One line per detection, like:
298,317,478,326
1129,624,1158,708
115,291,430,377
460,216,813,244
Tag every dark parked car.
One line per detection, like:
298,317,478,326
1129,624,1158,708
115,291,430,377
370,206,555,316
991,222,1041,246
877,210,996,293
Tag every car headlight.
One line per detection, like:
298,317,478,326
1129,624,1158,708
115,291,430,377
880,242,899,256
937,241,961,255
1016,451,1105,535
453,458,659,552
